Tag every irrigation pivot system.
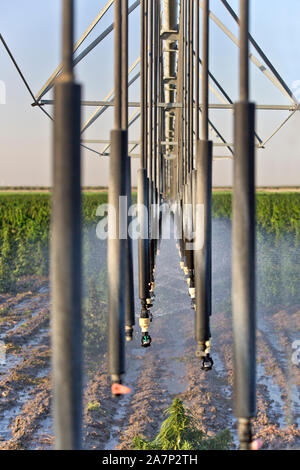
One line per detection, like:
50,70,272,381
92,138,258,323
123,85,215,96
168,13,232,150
2,0,299,452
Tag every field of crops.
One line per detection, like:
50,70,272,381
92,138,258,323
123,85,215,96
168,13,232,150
1,191,300,301
0,192,299,449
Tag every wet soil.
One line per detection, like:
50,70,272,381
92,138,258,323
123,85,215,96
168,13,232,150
0,238,299,450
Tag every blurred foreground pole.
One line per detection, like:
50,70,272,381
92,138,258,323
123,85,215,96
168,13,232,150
233,0,256,450
108,0,127,385
51,0,82,449
194,0,213,371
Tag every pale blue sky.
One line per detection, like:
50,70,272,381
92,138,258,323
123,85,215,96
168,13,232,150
0,0,300,187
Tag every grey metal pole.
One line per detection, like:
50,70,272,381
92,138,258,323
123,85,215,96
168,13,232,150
176,0,184,197
184,0,194,295
140,0,146,169
240,0,249,102
233,0,256,450
138,0,151,348
194,0,213,371
144,0,149,173
201,0,209,141
51,0,82,450
149,0,155,292
149,0,153,191
189,0,194,170
108,0,127,386
187,0,191,174
138,169,151,347
153,0,158,204
122,0,135,342
184,0,188,185
195,0,200,141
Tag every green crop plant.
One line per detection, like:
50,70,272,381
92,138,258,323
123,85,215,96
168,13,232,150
133,398,233,450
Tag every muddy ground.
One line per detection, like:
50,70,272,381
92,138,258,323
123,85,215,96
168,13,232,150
0,234,299,450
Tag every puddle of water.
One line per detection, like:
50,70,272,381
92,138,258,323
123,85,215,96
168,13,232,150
0,359,50,443
0,384,36,442
211,351,239,448
0,327,49,382
212,351,232,400
257,362,286,428
290,384,300,427
30,415,53,450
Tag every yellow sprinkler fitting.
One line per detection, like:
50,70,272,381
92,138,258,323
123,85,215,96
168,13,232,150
139,317,150,332
205,340,211,355
180,261,185,270
150,282,155,292
183,266,189,276
195,344,206,358
189,287,195,299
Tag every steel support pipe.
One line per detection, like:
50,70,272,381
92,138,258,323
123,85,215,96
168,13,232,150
138,169,150,302
108,130,127,382
51,0,82,450
121,0,135,342
185,172,195,296
194,0,213,373
125,151,135,342
195,140,212,346
108,0,127,385
192,169,197,240
138,169,151,347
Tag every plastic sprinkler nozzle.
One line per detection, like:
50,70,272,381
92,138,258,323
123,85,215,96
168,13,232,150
146,298,153,309
196,341,214,371
201,354,214,371
141,332,152,348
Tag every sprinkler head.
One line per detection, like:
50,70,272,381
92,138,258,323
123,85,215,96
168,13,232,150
141,333,152,348
201,354,214,371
